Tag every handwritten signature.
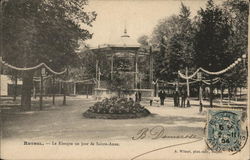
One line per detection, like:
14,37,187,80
131,126,203,160
132,126,198,140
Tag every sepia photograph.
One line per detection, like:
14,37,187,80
0,0,249,159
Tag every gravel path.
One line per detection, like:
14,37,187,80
1,96,208,141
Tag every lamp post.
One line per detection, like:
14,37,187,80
197,72,203,112
208,63,213,108
62,66,69,105
173,72,180,107
185,67,191,107
40,67,46,110
49,59,56,105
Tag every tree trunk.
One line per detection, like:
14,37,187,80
21,71,34,111
63,82,66,105
199,82,203,113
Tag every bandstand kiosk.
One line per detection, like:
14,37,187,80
89,28,154,99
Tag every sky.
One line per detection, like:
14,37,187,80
84,0,224,47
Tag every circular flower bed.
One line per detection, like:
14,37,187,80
83,97,150,119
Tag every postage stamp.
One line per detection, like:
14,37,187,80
206,109,248,153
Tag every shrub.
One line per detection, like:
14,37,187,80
86,97,149,114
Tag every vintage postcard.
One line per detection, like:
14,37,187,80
0,0,249,159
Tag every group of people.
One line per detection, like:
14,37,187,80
158,89,189,107
173,90,188,107
134,89,190,107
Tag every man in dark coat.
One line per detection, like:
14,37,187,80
181,90,187,107
173,90,179,107
138,91,142,101
158,90,166,106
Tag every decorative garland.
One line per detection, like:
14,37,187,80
60,78,96,83
178,55,245,80
202,78,220,85
190,77,220,85
202,77,220,82
158,77,221,86
158,79,198,85
178,69,200,80
0,58,66,75
43,63,67,75
2,61,44,71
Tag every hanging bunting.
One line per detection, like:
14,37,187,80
0,59,66,75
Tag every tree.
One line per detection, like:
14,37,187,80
193,0,241,107
70,49,98,81
222,0,248,88
166,3,195,78
151,3,195,82
137,35,149,47
194,0,232,72
151,15,180,81
2,0,96,110
108,71,134,98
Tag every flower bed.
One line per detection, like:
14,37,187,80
83,97,150,119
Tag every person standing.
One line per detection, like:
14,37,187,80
173,90,179,107
158,90,166,106
181,90,187,107
138,91,142,101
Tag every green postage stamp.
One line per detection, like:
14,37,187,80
206,109,248,153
